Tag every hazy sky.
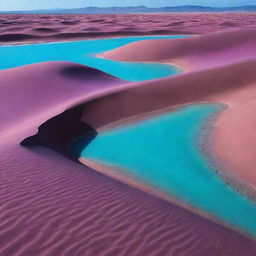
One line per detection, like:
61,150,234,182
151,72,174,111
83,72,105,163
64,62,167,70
0,0,255,11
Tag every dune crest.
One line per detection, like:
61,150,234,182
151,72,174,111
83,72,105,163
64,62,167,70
81,59,256,128
0,61,125,132
102,29,256,71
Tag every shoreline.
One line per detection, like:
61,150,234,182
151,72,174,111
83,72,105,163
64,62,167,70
0,33,192,47
201,107,256,203
78,102,256,241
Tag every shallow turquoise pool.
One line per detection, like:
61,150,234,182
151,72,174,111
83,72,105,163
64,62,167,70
80,104,256,237
0,35,187,81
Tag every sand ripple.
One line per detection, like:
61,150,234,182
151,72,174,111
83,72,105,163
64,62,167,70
1,143,256,256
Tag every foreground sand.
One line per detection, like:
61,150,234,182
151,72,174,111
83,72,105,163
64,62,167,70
0,13,256,44
1,23,256,255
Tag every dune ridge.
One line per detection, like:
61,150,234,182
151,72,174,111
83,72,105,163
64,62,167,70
2,27,256,255
102,29,256,71
80,58,256,128
0,61,124,132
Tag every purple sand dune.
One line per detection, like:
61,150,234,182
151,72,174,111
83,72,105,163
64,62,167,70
1,61,124,131
1,60,256,255
102,29,256,70
0,13,256,44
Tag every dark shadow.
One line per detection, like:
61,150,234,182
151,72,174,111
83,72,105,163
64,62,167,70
20,104,97,162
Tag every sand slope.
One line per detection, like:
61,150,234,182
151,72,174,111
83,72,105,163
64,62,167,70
81,59,256,128
0,61,124,132
102,29,256,70
1,58,256,255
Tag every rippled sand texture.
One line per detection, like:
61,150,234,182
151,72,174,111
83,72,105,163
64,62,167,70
3,146,256,256
0,13,256,44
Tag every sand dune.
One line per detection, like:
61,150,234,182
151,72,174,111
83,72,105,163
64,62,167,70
1,57,256,255
102,29,256,70
0,13,256,45
81,59,256,128
0,61,124,131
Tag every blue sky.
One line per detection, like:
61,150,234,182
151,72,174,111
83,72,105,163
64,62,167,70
0,0,255,11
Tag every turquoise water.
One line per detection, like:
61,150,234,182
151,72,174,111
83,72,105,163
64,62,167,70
80,104,256,237
0,35,187,81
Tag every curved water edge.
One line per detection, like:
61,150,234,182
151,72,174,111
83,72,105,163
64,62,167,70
78,104,256,238
200,105,256,203
0,35,188,81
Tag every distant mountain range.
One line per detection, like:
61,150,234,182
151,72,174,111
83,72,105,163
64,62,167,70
2,5,256,14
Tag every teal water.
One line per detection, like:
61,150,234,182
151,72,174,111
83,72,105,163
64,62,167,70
0,35,187,81
80,104,256,237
